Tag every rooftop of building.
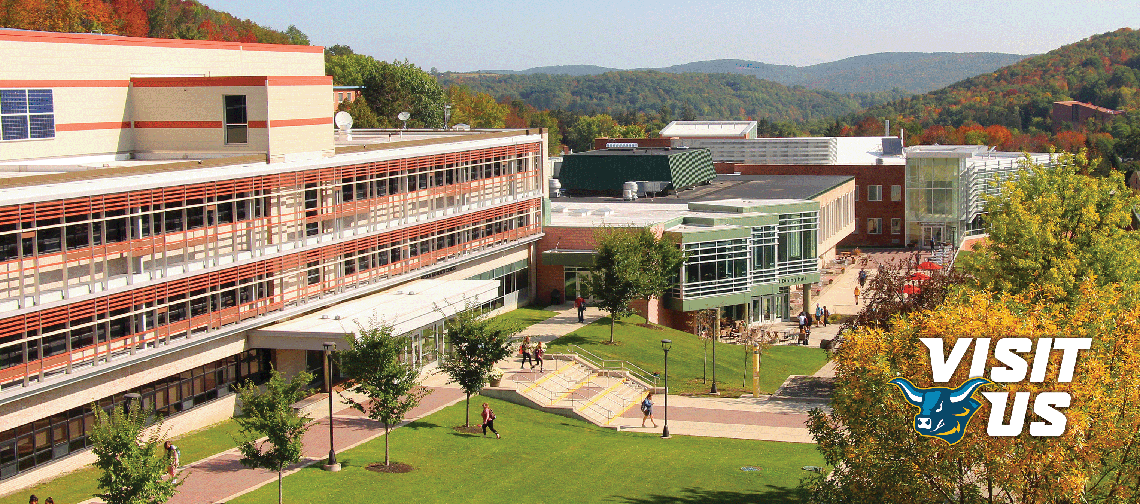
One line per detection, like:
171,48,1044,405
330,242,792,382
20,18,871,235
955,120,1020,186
564,146,703,157
0,129,544,205
1054,100,1123,114
555,174,851,205
904,145,1052,161
659,120,758,138
548,197,814,229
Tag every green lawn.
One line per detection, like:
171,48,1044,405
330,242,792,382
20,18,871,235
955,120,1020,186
0,418,242,504
549,315,829,396
230,398,823,504
491,304,558,331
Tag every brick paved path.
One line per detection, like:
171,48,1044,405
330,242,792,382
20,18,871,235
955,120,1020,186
168,385,465,504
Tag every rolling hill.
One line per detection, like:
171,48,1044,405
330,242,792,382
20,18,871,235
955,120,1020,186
474,52,1029,94
861,28,1140,131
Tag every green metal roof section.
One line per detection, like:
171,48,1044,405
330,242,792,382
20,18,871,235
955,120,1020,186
558,148,716,193
806,176,855,199
541,250,596,267
676,227,750,243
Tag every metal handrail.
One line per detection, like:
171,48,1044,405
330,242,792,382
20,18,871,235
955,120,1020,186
569,344,657,388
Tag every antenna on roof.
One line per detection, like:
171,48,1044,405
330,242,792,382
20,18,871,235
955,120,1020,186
398,111,410,130
334,111,353,141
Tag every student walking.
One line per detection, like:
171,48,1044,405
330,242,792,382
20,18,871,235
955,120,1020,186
640,392,657,428
854,286,861,305
533,341,544,371
520,336,534,369
815,304,823,327
164,440,180,482
481,403,500,438
822,306,830,326
858,269,867,288
575,295,586,322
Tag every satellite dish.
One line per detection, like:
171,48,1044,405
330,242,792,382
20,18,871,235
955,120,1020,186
334,111,353,131
397,111,411,121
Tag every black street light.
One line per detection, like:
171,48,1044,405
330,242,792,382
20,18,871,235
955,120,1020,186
323,341,341,472
661,339,672,439
123,392,141,414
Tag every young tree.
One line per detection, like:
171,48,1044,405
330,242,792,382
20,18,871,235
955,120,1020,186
233,369,313,504
586,228,686,344
338,321,431,466
89,400,180,504
437,306,518,426
960,151,1140,302
686,308,717,383
585,229,641,344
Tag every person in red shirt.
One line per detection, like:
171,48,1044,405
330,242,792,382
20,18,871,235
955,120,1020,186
481,403,500,438
575,295,585,322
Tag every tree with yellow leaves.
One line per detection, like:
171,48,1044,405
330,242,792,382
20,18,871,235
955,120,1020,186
806,281,1140,503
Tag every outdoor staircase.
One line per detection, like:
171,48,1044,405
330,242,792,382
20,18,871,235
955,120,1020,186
930,243,958,267
484,346,657,427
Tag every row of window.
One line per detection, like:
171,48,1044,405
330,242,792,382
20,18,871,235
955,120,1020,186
0,349,269,480
863,218,904,235
856,184,903,202
0,193,269,261
1,89,54,141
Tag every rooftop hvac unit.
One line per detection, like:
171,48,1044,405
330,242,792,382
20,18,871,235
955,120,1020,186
606,142,639,149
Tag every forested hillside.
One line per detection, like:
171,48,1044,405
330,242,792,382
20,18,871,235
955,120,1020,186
865,28,1140,131
0,0,307,44
437,71,909,123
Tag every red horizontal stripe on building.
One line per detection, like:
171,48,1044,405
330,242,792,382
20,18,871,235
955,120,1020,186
248,121,268,129
270,117,332,128
133,121,223,128
131,76,267,87
266,76,333,86
0,30,324,53
0,80,129,88
56,121,132,132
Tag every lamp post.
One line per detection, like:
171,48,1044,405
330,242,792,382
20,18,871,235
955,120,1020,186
443,104,452,130
661,339,671,439
322,341,340,472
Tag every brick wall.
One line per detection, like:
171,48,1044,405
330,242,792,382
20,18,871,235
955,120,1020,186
592,137,675,150
730,163,906,248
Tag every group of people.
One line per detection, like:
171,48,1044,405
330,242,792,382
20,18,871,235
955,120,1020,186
796,304,831,345
28,496,54,504
518,336,545,371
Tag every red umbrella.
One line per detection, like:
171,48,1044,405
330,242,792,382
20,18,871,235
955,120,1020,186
917,261,942,271
908,272,930,281
902,285,921,295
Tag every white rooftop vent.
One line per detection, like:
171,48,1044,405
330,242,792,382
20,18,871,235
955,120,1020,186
568,208,590,216
606,142,639,149
592,207,614,216
551,205,567,213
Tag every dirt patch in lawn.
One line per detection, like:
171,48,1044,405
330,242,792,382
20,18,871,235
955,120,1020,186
366,462,414,473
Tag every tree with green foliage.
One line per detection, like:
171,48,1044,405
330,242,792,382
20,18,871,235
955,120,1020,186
566,114,620,152
438,306,518,426
959,151,1140,302
585,228,685,344
89,399,180,504
233,369,313,504
338,321,431,466
283,25,308,45
366,60,447,128
337,96,381,128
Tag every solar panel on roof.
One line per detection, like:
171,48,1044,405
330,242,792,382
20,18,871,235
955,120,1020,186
882,138,903,156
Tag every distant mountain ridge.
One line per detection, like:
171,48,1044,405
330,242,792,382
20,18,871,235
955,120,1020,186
473,52,1029,94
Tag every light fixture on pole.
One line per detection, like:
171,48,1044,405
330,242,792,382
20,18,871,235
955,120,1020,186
323,341,341,472
444,104,452,130
661,339,672,439
123,392,141,414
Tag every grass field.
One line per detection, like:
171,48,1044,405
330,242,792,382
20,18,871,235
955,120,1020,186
230,398,823,504
490,304,558,332
0,418,243,504
548,315,829,396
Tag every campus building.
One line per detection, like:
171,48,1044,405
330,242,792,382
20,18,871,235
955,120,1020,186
539,173,854,330
590,133,906,247
0,29,547,490
903,145,1051,247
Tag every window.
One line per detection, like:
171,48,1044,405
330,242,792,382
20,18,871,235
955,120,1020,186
868,218,882,235
867,185,883,202
306,262,321,286
854,185,859,201
224,95,247,144
1,89,54,141
891,185,902,202
891,218,902,234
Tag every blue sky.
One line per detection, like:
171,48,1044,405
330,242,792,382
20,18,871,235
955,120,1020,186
206,0,1140,71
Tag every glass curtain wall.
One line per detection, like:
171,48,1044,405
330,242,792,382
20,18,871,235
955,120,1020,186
906,157,961,245
776,212,817,276
680,238,750,298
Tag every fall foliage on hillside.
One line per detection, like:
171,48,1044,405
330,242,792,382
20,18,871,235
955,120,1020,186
0,0,305,45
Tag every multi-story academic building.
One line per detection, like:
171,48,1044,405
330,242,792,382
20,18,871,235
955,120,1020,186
0,29,547,490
